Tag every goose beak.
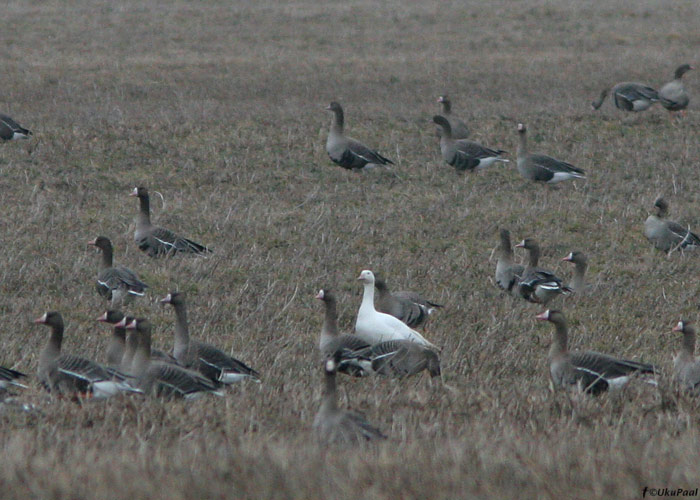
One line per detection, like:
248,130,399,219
325,105,332,111
160,294,172,304
87,239,97,246
129,187,138,197
314,291,324,300
33,313,48,324
515,241,525,248
672,322,683,333
115,317,128,327
125,319,138,330
561,253,573,262
535,311,550,321
96,312,109,322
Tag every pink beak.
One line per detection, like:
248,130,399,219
535,311,550,321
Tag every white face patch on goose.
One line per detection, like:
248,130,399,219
325,359,336,372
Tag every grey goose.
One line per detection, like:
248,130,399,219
123,318,222,399
659,64,693,115
516,123,585,183
325,101,393,170
671,320,700,392
316,289,372,377
88,236,147,307
433,115,508,173
561,251,588,294
0,114,32,140
591,82,659,112
644,197,700,253
515,238,570,305
436,95,470,139
161,292,260,384
368,340,441,378
34,312,139,399
374,277,442,329
536,310,657,395
313,351,386,444
131,186,211,257
495,229,524,293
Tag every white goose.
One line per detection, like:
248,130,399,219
355,270,437,348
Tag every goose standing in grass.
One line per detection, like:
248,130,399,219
671,320,700,393
313,352,387,444
591,82,659,112
316,289,372,377
495,229,524,294
436,95,470,139
0,114,32,140
515,239,569,305
516,123,585,184
374,277,442,329
161,292,260,384
355,270,437,348
659,64,693,116
122,318,222,399
0,366,27,391
433,115,508,173
130,186,211,257
88,236,147,307
325,101,393,171
644,197,700,253
561,251,588,293
536,310,657,395
34,311,140,399
368,340,441,379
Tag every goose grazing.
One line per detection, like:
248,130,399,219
516,123,585,184
88,236,147,307
644,197,700,253
123,318,222,399
561,251,588,293
316,289,372,377
659,64,693,116
313,352,387,444
433,115,508,173
130,186,211,257
0,113,32,140
161,292,260,384
369,340,441,378
97,311,177,369
515,239,570,305
0,366,28,391
591,82,659,112
355,270,437,348
536,310,657,394
495,229,524,293
671,320,700,392
34,312,140,399
325,101,393,170
436,95,470,139
374,277,442,329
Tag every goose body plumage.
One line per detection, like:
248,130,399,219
516,124,585,184
644,198,700,253
591,82,659,112
433,115,508,172
659,64,693,113
0,113,32,140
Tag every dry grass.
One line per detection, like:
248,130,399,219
0,0,699,498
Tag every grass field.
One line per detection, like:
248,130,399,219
1,0,699,498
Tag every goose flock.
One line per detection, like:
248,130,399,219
0,60,696,446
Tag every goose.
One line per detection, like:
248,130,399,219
34,312,140,399
161,292,260,384
88,236,147,307
436,95,470,139
644,197,700,253
536,310,657,394
516,123,585,183
325,102,393,170
369,340,441,378
123,318,222,399
514,239,570,304
130,186,211,257
671,320,700,392
316,289,372,377
0,366,28,391
591,82,659,112
659,64,693,116
313,352,386,444
374,277,442,329
495,229,524,293
0,114,32,140
433,115,508,172
97,311,177,369
355,270,437,348
561,251,588,293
